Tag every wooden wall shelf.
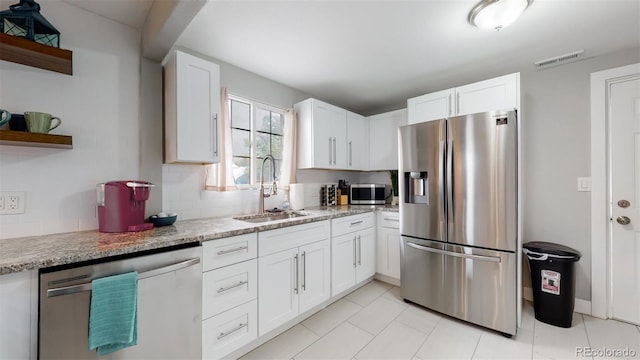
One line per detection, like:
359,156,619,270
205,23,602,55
0,33,72,75
0,131,73,149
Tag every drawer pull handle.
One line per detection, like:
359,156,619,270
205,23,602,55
217,322,248,340
353,236,357,267
357,235,362,266
383,218,399,221
350,220,363,226
217,280,249,294
217,245,248,256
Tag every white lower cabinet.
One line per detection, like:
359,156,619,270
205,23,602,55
258,248,299,335
0,270,37,360
202,300,257,359
258,221,331,336
202,259,257,319
331,213,376,295
376,211,401,280
202,233,259,359
298,240,332,313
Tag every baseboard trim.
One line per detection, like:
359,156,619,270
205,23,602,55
374,273,400,287
574,298,592,315
523,286,591,315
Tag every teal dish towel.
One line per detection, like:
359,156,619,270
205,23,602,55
88,271,138,356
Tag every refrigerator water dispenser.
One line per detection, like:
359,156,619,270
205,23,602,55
405,171,428,204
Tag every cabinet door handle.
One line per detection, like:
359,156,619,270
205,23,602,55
217,322,248,340
329,137,332,165
350,220,363,226
349,141,352,166
294,254,299,294
217,280,249,294
333,137,337,165
216,245,248,256
212,113,219,157
352,237,357,267
301,251,306,291
357,235,362,266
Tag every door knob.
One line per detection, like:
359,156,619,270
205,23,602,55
618,200,631,208
616,216,631,225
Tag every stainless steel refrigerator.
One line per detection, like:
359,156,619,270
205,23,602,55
399,110,518,336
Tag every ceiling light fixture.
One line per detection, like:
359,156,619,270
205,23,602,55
469,0,533,31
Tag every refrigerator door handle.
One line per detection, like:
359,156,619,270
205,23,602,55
407,242,501,263
446,121,454,235
440,120,447,240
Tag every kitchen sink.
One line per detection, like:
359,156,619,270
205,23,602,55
233,211,309,223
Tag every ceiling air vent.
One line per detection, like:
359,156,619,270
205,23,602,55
534,50,585,69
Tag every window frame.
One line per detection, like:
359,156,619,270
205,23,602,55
228,94,286,188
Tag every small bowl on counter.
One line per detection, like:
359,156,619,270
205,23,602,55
149,212,177,227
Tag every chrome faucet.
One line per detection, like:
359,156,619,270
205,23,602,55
259,154,278,214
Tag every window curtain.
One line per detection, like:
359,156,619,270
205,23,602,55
205,88,237,191
279,108,297,190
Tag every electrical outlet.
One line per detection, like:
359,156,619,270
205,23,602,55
0,192,25,214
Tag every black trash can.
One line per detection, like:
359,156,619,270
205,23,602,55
523,241,581,328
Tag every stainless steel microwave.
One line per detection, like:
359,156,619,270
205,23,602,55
350,184,386,205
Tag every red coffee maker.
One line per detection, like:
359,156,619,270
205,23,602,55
97,181,155,233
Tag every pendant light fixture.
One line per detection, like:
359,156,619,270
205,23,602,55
469,0,533,31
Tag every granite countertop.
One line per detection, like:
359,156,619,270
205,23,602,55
0,205,398,275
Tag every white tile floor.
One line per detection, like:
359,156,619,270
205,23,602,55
241,280,640,360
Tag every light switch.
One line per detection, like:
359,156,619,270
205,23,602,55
577,177,591,192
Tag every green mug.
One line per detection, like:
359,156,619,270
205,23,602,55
0,109,11,127
24,112,62,133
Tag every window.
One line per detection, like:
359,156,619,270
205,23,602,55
229,95,284,185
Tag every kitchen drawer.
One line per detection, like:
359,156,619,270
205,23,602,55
332,212,374,236
203,259,257,319
378,211,400,229
202,300,257,360
203,233,257,271
258,220,330,257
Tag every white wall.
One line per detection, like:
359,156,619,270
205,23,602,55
0,1,141,239
520,47,640,301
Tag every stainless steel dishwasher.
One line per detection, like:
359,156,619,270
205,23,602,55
39,245,202,359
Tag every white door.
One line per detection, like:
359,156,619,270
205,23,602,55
311,100,337,168
368,109,406,171
356,228,376,283
312,100,346,168
331,233,356,295
455,73,518,116
407,88,454,125
176,51,220,163
298,240,331,313
610,76,640,324
377,227,402,280
258,248,299,336
347,112,369,170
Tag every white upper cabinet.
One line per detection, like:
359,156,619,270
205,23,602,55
296,98,347,169
456,73,518,116
346,111,369,170
407,73,519,125
368,109,407,170
407,88,455,125
164,50,221,164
